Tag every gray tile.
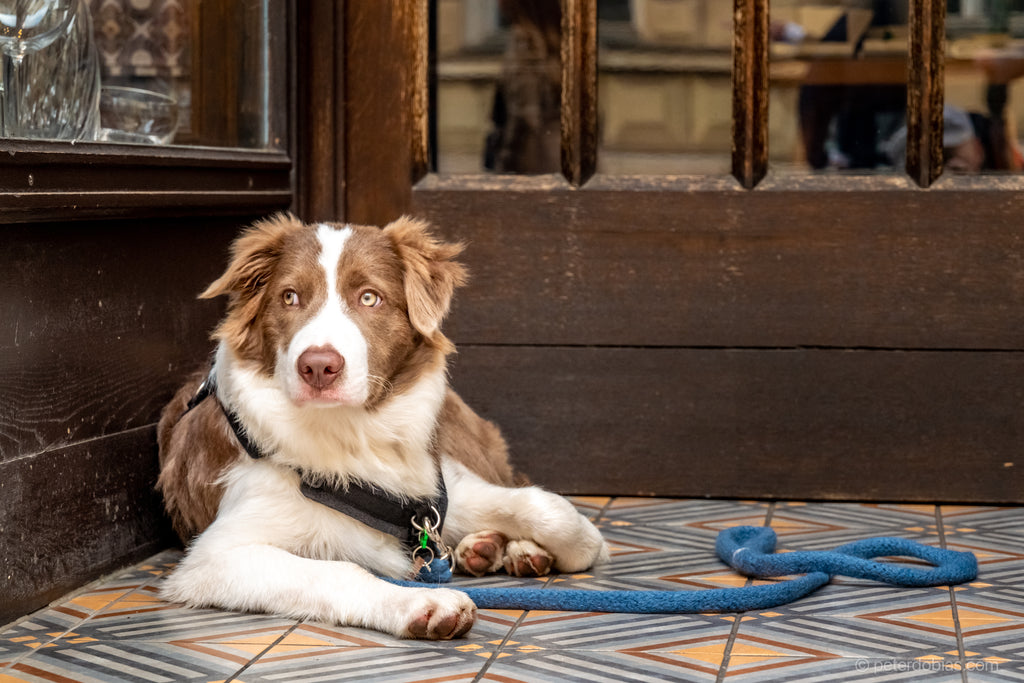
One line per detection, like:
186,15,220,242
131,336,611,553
240,645,488,682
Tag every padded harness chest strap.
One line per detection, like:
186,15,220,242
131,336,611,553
183,370,450,570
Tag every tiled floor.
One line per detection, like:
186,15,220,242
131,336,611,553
2,497,1023,682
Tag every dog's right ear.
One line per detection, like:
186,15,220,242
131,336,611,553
201,213,299,300
202,213,301,352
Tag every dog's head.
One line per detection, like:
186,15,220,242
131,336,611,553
202,213,466,408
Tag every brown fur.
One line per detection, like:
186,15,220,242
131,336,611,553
435,390,516,487
157,214,518,543
156,371,241,541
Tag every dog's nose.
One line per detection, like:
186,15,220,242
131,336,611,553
297,346,345,389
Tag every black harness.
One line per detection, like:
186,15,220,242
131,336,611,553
184,372,450,568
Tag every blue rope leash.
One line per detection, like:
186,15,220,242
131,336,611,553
389,526,977,613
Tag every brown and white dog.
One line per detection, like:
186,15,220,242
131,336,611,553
156,214,607,640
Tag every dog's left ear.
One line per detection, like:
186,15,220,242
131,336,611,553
383,216,467,352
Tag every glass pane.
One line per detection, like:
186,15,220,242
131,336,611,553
948,0,1024,172
435,0,562,174
769,1,908,174
597,0,732,175
0,0,282,149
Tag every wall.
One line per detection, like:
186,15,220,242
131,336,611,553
0,215,253,625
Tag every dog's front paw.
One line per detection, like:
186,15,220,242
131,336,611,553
455,530,508,577
551,515,609,573
503,539,554,577
401,588,476,640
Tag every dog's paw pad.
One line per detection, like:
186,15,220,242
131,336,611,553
455,530,508,577
502,539,554,577
404,590,476,640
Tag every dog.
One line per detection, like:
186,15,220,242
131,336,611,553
156,214,608,640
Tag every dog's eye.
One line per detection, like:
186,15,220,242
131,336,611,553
282,290,300,307
359,290,382,307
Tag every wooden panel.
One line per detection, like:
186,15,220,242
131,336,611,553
408,0,430,183
343,1,424,225
906,0,945,186
448,345,1024,502
294,0,344,221
0,428,175,625
560,0,597,186
732,0,768,188
414,176,1024,350
0,216,241,460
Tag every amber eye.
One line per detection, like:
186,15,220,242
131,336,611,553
282,290,300,307
359,290,382,307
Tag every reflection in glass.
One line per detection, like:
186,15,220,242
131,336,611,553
769,0,908,173
596,0,733,175
0,0,101,140
0,0,280,149
946,0,1024,172
433,0,736,176
88,0,189,145
435,0,561,174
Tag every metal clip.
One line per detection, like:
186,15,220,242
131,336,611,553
411,505,450,563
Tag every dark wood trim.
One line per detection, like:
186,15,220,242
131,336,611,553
0,142,292,223
409,0,430,184
414,175,1024,350
560,0,598,187
293,0,345,221
906,0,945,187
341,0,420,225
732,0,769,189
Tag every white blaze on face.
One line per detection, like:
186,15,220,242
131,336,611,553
278,224,371,406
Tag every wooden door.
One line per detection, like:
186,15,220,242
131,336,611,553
317,0,1024,503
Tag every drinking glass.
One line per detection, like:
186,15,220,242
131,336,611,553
0,0,100,140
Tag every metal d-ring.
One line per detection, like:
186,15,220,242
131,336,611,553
413,543,436,566
411,505,451,562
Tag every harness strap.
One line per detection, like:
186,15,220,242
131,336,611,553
299,475,448,551
182,369,451,578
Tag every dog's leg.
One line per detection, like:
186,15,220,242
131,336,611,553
160,541,475,639
442,460,609,577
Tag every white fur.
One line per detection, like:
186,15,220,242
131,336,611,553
442,459,610,573
162,223,609,639
279,225,371,407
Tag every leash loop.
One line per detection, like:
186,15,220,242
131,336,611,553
385,525,979,613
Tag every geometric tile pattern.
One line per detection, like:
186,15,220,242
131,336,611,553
1,498,1022,682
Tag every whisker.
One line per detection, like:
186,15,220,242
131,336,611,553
367,374,394,399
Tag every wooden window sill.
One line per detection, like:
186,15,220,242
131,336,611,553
0,140,292,223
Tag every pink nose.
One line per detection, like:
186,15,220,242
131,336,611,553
297,346,344,390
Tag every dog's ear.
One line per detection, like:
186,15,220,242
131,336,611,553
201,213,300,300
202,212,301,352
383,216,467,353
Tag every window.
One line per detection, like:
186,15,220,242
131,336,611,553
1,0,284,148
0,0,291,223
434,0,1024,181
